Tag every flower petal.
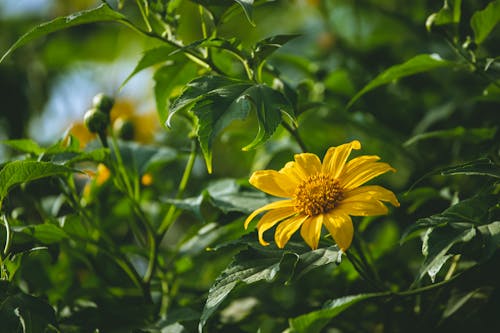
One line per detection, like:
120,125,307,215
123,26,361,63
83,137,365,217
274,215,309,248
250,170,297,197
343,185,400,207
322,140,361,178
294,153,322,177
324,212,353,251
336,200,389,216
244,200,294,229
256,207,297,246
340,160,396,190
280,161,306,182
300,214,324,250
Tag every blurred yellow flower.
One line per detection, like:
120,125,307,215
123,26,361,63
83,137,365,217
141,173,153,186
67,100,158,147
244,140,399,251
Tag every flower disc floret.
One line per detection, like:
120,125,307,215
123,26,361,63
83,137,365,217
294,173,343,216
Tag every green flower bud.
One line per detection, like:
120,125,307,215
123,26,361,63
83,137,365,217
113,117,135,141
92,93,114,114
84,108,109,134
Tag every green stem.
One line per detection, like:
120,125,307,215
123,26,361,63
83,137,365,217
135,0,153,32
157,140,198,237
282,122,308,152
352,233,382,286
345,251,385,291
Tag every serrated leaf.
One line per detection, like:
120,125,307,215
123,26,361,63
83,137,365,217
0,160,74,208
440,158,500,178
169,76,293,172
0,281,57,333
347,54,453,109
1,139,44,155
0,3,126,64
404,127,497,146
471,0,500,44
122,46,175,89
289,293,386,333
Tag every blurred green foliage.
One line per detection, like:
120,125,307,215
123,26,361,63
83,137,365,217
0,0,499,332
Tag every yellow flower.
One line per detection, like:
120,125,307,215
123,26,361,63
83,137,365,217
244,140,399,251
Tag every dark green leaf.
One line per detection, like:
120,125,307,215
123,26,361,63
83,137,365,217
252,34,300,66
164,195,205,221
291,246,341,281
347,54,453,109
471,0,500,44
0,281,57,333
440,158,500,178
0,160,74,208
199,246,296,332
289,293,386,333
1,139,44,155
404,127,497,146
419,225,476,282
122,46,175,89
0,3,126,64
425,0,462,31
477,221,500,260
206,179,271,213
234,0,255,25
18,223,69,244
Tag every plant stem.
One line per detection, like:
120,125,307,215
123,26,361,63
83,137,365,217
345,251,385,291
282,121,308,152
135,0,153,32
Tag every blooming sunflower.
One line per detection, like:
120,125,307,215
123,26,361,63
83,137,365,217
244,140,399,251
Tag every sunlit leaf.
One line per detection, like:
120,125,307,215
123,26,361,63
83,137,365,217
289,293,386,333
122,46,175,89
252,34,300,67
0,160,74,208
1,139,44,155
471,0,500,44
0,3,126,63
347,54,453,109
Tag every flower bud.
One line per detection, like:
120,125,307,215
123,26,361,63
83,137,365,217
84,108,109,134
113,117,135,140
92,93,114,114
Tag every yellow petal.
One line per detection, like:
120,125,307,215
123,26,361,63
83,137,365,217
280,161,306,183
340,160,395,190
250,170,297,197
323,212,353,251
256,208,297,246
244,200,294,229
294,153,322,177
322,140,361,178
336,200,389,216
343,185,400,207
300,214,324,250
274,215,308,248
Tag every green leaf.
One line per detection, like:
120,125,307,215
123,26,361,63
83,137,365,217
19,223,69,244
113,142,178,174
169,76,293,172
252,34,300,67
206,178,271,213
1,139,44,155
419,225,476,282
425,0,462,32
154,58,198,124
347,54,452,109
471,0,500,44
404,127,497,146
0,281,57,333
121,46,175,89
477,221,500,260
199,246,295,332
0,160,74,209
234,0,255,26
0,3,126,64
440,158,500,178
289,293,386,333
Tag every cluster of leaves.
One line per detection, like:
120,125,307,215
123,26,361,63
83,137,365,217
0,0,499,332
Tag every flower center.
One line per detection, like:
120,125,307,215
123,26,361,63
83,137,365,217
294,173,343,216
